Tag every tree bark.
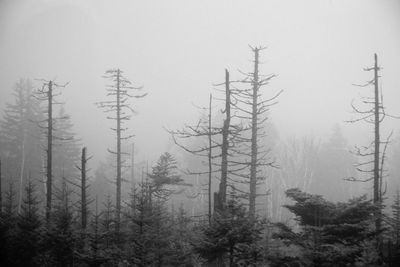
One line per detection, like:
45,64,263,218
116,69,122,234
373,53,381,235
46,80,53,224
249,49,260,216
208,93,212,224
218,69,230,211
81,147,87,230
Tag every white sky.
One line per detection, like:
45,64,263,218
0,0,399,166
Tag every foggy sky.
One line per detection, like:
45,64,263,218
0,0,399,167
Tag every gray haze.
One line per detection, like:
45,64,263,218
1,0,400,168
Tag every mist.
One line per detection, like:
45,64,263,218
1,0,400,266
0,0,399,165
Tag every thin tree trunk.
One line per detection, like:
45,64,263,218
218,69,230,211
46,80,53,224
81,147,87,230
116,69,122,234
249,49,259,216
208,93,212,224
131,143,135,185
373,53,381,237
17,131,26,214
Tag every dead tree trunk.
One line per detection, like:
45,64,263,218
217,69,231,211
346,53,400,241
96,68,146,235
131,143,135,185
116,69,122,234
81,147,88,230
33,79,70,224
373,53,381,233
249,49,260,216
46,80,53,223
231,47,280,217
208,93,213,224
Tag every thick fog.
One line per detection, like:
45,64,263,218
2,1,400,265
0,0,399,179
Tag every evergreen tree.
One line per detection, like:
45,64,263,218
148,152,185,199
195,193,265,266
0,79,44,205
168,205,195,266
312,124,358,201
127,181,155,266
44,177,77,267
13,179,42,267
0,182,17,266
392,190,400,246
52,105,80,187
272,189,379,266
100,194,115,251
76,197,110,267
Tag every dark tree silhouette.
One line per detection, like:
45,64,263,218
0,79,43,212
14,178,42,267
33,79,69,224
96,68,146,234
168,93,219,223
231,47,282,216
347,54,398,240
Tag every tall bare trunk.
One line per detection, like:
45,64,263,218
17,131,26,214
81,147,87,230
218,69,230,211
208,93,212,224
249,49,260,216
46,81,53,224
116,69,122,234
373,53,381,234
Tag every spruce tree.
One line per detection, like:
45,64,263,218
195,192,264,266
272,189,379,266
44,177,76,267
0,79,44,207
391,190,400,245
13,179,42,267
0,182,17,266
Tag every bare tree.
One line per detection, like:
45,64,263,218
218,70,231,211
73,147,93,231
33,79,69,223
168,93,219,223
347,53,398,239
96,69,146,234
231,46,282,216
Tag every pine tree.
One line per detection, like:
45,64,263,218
96,68,146,234
272,189,379,266
391,190,400,245
148,152,185,199
100,194,115,250
44,177,77,267
0,182,17,266
195,192,265,266
52,105,80,187
168,205,195,266
312,124,357,201
76,197,110,267
127,181,155,266
13,179,42,267
0,79,44,209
